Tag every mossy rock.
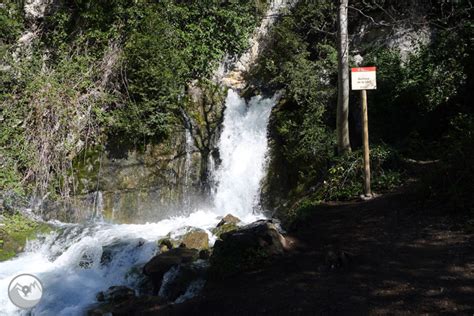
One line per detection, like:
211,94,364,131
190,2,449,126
0,212,53,261
211,222,238,238
180,228,209,250
211,214,240,238
158,228,209,252
217,214,241,227
157,238,176,252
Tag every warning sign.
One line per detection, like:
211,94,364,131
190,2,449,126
351,67,377,90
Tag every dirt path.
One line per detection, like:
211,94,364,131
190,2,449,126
146,190,474,315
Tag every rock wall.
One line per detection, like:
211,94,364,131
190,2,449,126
96,127,204,223
40,125,204,223
214,0,295,89
350,2,433,64
44,81,227,224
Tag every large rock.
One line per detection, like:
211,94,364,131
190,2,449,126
143,248,199,292
212,223,238,239
180,228,209,250
157,228,209,252
212,214,241,238
217,214,241,227
210,220,288,277
87,295,168,316
96,286,135,303
211,214,241,238
159,261,208,302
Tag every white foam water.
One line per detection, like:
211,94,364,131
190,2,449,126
212,90,277,218
0,90,277,315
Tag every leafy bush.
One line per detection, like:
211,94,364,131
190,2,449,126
318,145,402,201
263,0,472,217
116,0,261,142
423,114,474,213
1,51,110,197
0,1,23,45
254,1,339,206
363,21,473,156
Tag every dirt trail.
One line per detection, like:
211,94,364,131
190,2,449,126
146,189,474,315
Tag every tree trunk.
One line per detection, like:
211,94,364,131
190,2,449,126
336,0,351,154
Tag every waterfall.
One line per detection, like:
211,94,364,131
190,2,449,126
0,90,278,315
182,129,194,209
92,191,104,221
212,90,277,219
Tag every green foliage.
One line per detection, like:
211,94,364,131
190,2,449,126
363,21,473,153
116,0,260,142
262,0,472,216
283,147,402,226
359,15,473,214
0,212,52,261
1,50,110,197
40,0,262,143
1,0,261,196
261,3,337,152
253,0,339,204
0,1,23,45
319,145,402,201
423,114,474,212
42,0,132,58
1,55,42,194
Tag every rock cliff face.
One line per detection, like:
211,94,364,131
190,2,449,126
38,123,206,223
93,128,203,223
215,0,295,89
60,126,204,223
350,2,433,64
44,80,227,223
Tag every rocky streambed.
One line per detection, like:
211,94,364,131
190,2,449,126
87,216,291,315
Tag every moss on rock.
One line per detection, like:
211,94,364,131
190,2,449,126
0,212,52,261
211,223,238,238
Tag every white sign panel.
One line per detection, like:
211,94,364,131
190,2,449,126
351,67,377,90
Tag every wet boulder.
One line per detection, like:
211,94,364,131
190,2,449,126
157,228,209,252
157,238,174,253
159,261,209,302
100,238,146,266
217,214,241,227
87,295,168,316
96,285,136,303
199,249,211,260
212,214,241,238
143,247,199,292
210,220,288,276
212,222,238,238
217,219,287,255
180,228,209,250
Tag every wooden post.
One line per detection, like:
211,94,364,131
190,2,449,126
361,89,371,197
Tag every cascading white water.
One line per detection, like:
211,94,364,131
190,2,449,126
0,90,277,315
182,129,194,209
212,90,277,219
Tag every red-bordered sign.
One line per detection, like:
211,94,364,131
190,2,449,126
351,66,376,72
351,67,377,90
